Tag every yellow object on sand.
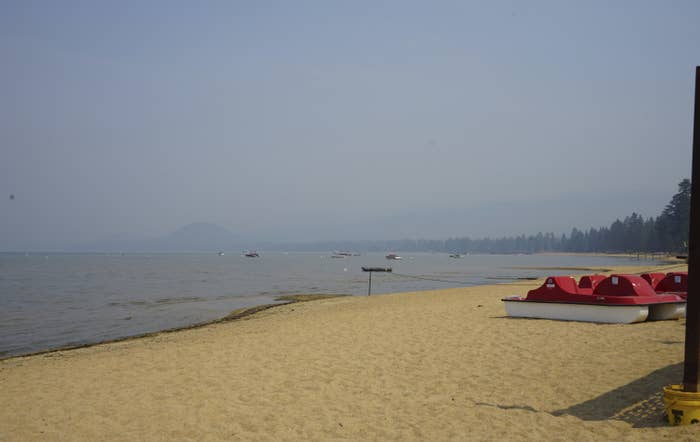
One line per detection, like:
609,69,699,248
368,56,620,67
664,385,700,425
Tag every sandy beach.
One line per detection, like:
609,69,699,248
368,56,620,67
1,262,697,440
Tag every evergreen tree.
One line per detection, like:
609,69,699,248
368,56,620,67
657,179,691,252
315,178,687,254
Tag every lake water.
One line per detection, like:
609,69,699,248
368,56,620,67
0,252,662,358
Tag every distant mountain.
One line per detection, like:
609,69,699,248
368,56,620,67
167,222,235,244
143,222,241,251
75,222,245,252
66,187,670,252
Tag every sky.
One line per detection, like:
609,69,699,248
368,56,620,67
1,0,699,249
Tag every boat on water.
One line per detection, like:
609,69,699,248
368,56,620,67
385,253,402,260
449,253,462,258
244,251,259,258
502,274,686,323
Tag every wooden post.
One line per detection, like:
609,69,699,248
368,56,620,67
683,66,700,392
368,271,372,296
361,267,391,296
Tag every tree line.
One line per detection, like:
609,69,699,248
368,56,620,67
296,179,690,255
405,179,691,255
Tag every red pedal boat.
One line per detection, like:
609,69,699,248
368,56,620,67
503,274,686,323
642,271,688,299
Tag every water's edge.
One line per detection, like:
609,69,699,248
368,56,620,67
1,253,677,360
0,294,347,361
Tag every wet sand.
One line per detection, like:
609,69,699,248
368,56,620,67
1,263,696,440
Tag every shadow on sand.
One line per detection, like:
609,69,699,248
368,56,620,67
552,362,683,428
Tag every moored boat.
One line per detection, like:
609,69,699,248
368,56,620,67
333,250,353,256
503,274,686,323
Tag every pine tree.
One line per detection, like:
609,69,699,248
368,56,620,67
657,179,691,252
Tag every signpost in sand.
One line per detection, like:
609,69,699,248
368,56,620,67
361,267,392,296
663,66,700,425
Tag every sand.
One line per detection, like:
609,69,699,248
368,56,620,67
1,262,698,440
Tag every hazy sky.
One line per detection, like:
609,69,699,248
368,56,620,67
2,1,699,249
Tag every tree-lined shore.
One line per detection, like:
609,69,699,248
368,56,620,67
296,179,691,255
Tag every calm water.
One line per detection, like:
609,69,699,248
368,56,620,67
0,252,661,358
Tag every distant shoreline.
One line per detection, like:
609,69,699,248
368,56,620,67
0,250,683,261
535,251,682,260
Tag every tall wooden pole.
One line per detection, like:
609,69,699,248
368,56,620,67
683,66,700,392
368,271,372,296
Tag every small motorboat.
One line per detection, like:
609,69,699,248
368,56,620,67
244,251,259,258
449,253,462,258
333,250,353,257
503,274,686,323
385,253,402,260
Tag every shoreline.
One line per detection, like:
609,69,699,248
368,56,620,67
1,262,688,362
1,261,694,440
534,251,684,262
0,294,347,362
